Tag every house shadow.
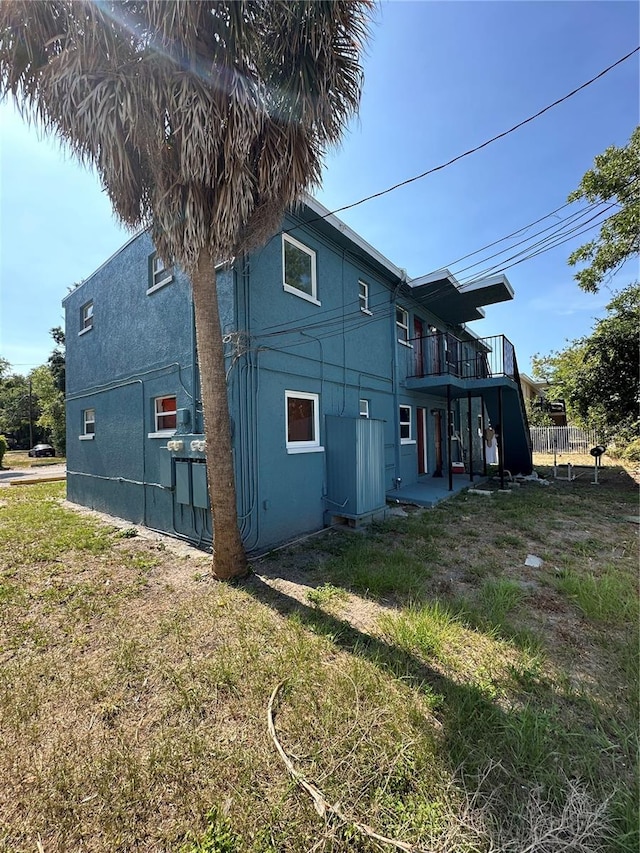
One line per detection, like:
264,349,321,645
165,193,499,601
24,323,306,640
240,572,576,808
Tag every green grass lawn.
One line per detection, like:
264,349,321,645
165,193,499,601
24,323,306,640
0,469,637,852
2,449,65,470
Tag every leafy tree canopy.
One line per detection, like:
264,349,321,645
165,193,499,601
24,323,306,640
532,283,640,445
568,126,639,292
0,368,43,447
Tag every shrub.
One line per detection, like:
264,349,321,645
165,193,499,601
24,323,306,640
621,437,640,463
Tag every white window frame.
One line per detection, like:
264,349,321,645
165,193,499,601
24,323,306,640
148,253,173,294
359,399,370,418
150,395,177,437
359,280,372,315
285,390,323,454
396,306,411,347
79,408,95,440
400,405,414,444
79,301,94,335
282,234,319,306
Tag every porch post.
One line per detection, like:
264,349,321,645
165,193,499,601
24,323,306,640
481,394,487,476
447,384,453,491
498,385,505,489
467,390,473,482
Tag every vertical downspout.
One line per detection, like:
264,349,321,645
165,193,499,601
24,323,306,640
447,384,452,491
498,385,505,489
190,295,198,431
467,390,473,482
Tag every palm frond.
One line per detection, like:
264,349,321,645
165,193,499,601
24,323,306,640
0,0,373,268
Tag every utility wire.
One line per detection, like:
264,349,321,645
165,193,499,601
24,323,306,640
451,201,603,277
459,210,617,283
285,45,639,233
256,204,611,340
435,200,575,269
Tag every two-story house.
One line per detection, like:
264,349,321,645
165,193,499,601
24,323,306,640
63,198,532,553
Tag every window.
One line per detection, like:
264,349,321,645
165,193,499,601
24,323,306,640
399,405,412,443
396,306,410,345
282,234,318,305
80,408,95,439
285,391,322,453
359,399,370,418
154,395,177,433
148,253,173,293
80,301,94,334
359,280,371,314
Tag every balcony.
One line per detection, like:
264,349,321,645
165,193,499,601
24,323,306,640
403,333,520,397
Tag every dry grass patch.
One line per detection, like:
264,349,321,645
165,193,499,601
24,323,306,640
1,472,637,852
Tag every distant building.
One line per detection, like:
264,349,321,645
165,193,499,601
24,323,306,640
64,198,532,553
519,373,567,427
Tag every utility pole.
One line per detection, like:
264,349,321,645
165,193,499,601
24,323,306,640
28,378,33,449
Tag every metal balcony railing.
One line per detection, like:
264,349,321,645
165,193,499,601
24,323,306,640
406,332,518,382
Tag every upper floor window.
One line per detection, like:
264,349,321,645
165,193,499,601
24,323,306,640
396,306,410,346
359,399,370,418
399,405,412,443
154,395,177,433
148,253,173,293
282,234,319,305
285,390,322,453
359,281,371,314
80,408,95,439
80,301,94,334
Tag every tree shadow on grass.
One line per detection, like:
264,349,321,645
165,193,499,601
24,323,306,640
241,573,592,803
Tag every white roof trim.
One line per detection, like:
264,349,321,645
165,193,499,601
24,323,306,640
302,195,406,282
458,272,514,299
62,229,146,304
408,268,459,289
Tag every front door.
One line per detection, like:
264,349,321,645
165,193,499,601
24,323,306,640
417,407,427,474
433,410,443,476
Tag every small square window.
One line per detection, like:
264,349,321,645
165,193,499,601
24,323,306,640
359,281,370,314
283,235,318,304
80,301,94,333
148,253,173,293
285,391,322,452
82,408,95,437
155,395,177,432
359,399,370,418
396,306,410,344
399,405,412,442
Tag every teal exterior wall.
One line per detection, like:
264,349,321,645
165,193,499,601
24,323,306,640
64,210,510,553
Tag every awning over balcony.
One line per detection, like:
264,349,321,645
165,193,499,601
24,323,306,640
408,269,514,325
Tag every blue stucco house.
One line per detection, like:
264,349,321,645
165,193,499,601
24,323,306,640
63,197,532,553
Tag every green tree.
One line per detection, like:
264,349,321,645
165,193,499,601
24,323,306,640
523,398,554,428
0,368,42,448
568,126,640,292
31,370,65,456
0,0,372,579
532,283,640,446
31,327,67,456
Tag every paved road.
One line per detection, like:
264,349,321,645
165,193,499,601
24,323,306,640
0,463,66,486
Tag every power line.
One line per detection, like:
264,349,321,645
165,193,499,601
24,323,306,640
451,202,604,277
459,210,618,283
286,45,639,233
439,200,576,269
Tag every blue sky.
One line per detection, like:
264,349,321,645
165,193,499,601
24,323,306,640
1,0,638,377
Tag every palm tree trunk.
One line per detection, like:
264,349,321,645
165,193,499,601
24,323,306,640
191,249,247,579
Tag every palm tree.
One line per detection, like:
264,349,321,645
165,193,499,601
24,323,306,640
0,0,372,578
